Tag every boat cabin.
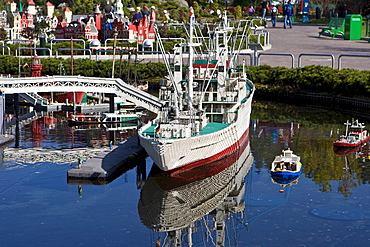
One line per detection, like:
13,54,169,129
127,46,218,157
273,161,297,171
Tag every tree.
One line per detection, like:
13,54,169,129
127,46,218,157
234,5,242,19
0,28,7,40
34,19,50,36
70,0,95,15
21,27,36,40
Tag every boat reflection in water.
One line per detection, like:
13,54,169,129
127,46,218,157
271,176,300,193
138,138,253,246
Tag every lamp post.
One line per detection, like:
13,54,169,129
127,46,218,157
58,62,65,75
225,0,229,12
111,28,118,78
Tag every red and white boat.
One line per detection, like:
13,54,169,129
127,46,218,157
333,119,370,155
138,11,255,174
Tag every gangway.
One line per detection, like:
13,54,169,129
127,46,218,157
5,111,49,131
19,92,49,105
0,76,162,113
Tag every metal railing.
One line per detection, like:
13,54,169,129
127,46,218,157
0,46,10,55
55,48,92,59
50,39,86,56
298,53,335,68
338,54,370,70
15,47,52,57
247,32,270,47
156,38,186,52
258,53,295,68
104,38,139,51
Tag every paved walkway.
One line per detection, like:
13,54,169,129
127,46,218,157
261,22,370,70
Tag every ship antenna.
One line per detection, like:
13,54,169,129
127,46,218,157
345,120,350,136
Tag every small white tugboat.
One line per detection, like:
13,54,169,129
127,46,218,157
270,148,302,179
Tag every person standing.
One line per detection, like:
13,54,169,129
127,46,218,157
260,0,268,19
283,0,294,29
132,7,143,26
248,5,255,16
127,4,135,12
141,6,149,22
149,6,156,27
270,4,278,27
163,10,170,24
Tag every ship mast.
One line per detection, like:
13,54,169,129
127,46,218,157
344,120,351,136
187,7,195,110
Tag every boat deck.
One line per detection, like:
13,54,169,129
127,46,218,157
273,156,300,163
142,122,230,138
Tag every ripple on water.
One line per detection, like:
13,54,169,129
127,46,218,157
247,194,288,207
310,206,370,221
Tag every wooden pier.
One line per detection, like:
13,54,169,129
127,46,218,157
67,135,147,185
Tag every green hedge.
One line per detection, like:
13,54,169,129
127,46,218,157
245,65,370,98
1,56,370,99
0,56,167,83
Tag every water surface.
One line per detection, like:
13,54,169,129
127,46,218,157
1,102,370,246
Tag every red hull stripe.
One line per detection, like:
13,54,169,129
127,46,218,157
333,137,370,147
333,145,362,156
168,126,250,176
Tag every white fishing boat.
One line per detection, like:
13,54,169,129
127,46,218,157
138,9,255,174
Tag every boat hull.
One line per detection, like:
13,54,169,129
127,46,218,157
139,93,253,173
55,92,85,104
333,144,365,156
270,170,302,178
333,137,370,149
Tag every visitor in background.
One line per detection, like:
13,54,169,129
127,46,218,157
270,4,278,27
248,5,255,16
127,4,135,12
141,6,149,21
283,0,294,29
260,0,268,19
132,6,142,34
104,0,115,19
338,2,347,17
149,6,156,28
163,10,170,24
132,6,143,26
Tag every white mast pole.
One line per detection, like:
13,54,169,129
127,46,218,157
188,7,194,110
